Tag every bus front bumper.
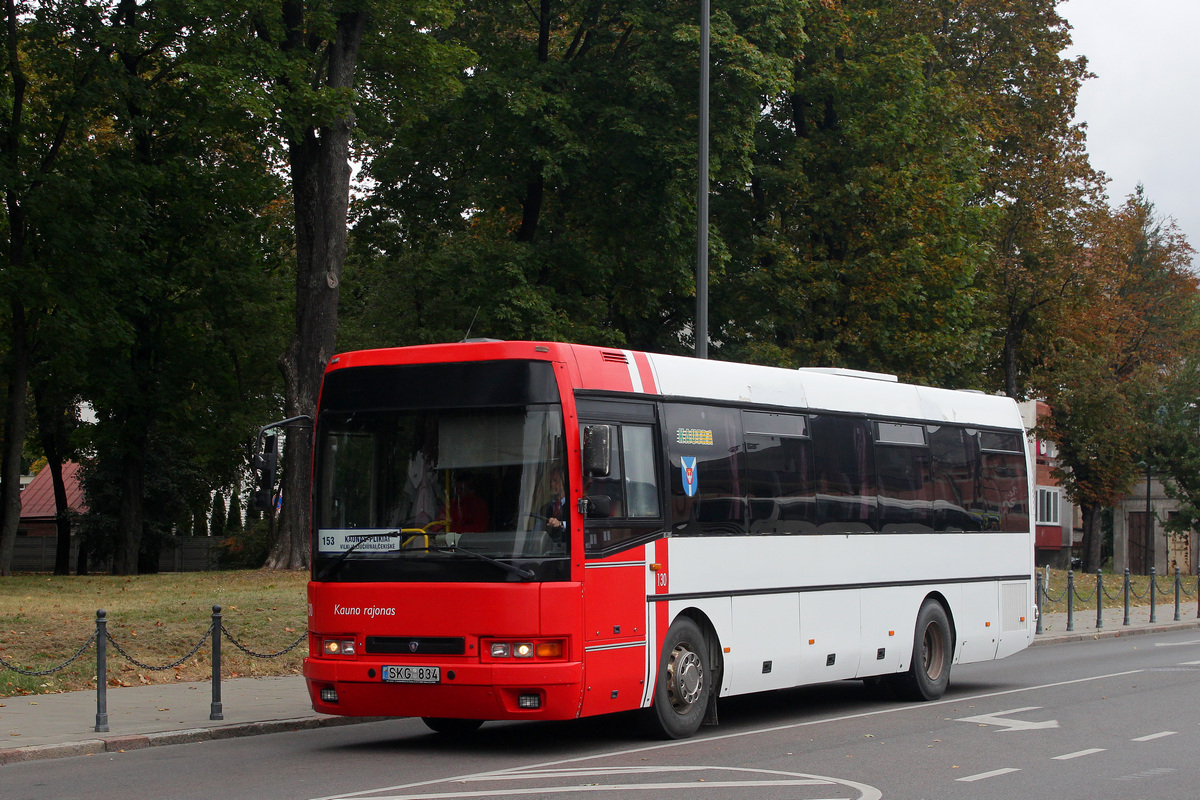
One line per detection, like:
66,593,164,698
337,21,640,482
303,658,585,720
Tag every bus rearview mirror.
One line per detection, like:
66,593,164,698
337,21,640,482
583,425,612,477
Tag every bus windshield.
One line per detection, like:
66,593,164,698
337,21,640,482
315,404,568,582
313,364,570,583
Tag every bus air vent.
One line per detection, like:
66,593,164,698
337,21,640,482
601,350,629,364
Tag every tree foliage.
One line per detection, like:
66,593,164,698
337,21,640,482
1036,189,1199,571
1,1,1197,578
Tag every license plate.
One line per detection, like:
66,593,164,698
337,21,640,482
382,665,440,684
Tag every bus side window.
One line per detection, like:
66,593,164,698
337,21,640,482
622,425,661,518
665,404,744,536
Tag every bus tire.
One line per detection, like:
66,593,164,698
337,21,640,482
421,717,484,735
893,600,952,701
646,617,711,740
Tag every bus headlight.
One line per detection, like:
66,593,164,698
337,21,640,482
323,639,356,656
484,638,565,661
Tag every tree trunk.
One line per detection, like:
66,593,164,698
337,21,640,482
113,445,146,575
1080,502,1104,574
265,7,367,570
32,378,74,574
0,298,29,576
49,458,72,575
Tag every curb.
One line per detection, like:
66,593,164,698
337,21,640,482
1032,618,1200,647
0,715,388,766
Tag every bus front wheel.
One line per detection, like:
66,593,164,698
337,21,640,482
893,600,952,701
646,617,711,740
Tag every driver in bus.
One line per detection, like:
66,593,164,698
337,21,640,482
541,471,569,542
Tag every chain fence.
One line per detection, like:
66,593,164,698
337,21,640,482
0,606,308,733
1036,566,1200,634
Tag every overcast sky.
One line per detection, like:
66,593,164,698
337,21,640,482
1059,0,1200,264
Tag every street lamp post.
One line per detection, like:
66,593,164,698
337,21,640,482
696,0,710,359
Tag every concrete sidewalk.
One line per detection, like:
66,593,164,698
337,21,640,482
0,676,376,766
4,604,1200,766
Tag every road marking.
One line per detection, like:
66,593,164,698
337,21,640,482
317,766,877,800
1053,748,1106,760
309,669,1144,800
1153,639,1200,647
1132,731,1177,742
955,706,1059,732
1178,660,1200,665
358,781,849,799
956,768,1020,782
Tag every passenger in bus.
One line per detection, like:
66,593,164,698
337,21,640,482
449,474,489,533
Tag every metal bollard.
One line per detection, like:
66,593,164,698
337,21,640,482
211,605,223,720
1035,569,1044,635
1123,569,1131,626
1175,567,1181,622
1066,570,1075,632
95,610,109,733
1150,567,1157,623
1095,570,1104,629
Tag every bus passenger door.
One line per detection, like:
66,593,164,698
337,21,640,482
575,400,666,717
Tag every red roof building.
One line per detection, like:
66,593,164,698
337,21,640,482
18,461,87,537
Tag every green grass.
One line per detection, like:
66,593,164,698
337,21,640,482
0,571,308,697
1038,568,1200,615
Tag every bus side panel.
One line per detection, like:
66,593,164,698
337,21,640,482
727,594,802,695
857,586,921,677
954,582,1000,664
583,555,648,645
580,551,650,717
996,580,1034,659
580,644,649,717
798,590,862,685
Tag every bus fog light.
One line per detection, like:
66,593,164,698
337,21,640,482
514,643,534,658
320,687,339,703
517,693,541,709
490,643,511,658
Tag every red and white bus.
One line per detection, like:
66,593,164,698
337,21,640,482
296,340,1034,738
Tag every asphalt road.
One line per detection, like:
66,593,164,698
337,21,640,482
9,630,1200,800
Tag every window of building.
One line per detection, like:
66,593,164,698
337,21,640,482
1037,487,1061,526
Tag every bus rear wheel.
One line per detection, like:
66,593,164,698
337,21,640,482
421,717,484,735
893,600,952,701
646,617,711,740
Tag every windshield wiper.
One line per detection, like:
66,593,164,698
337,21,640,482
316,530,401,581
437,546,535,580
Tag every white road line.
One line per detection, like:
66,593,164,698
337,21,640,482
1178,660,1200,665
1132,731,1177,742
1052,748,1106,760
358,781,848,800
956,768,1020,782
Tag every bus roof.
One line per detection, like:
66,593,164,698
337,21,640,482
326,341,1025,432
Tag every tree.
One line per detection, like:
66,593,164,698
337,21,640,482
242,0,462,569
344,0,802,357
908,0,1106,397
1152,353,1200,557
718,0,991,383
1037,189,1199,572
0,0,113,575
